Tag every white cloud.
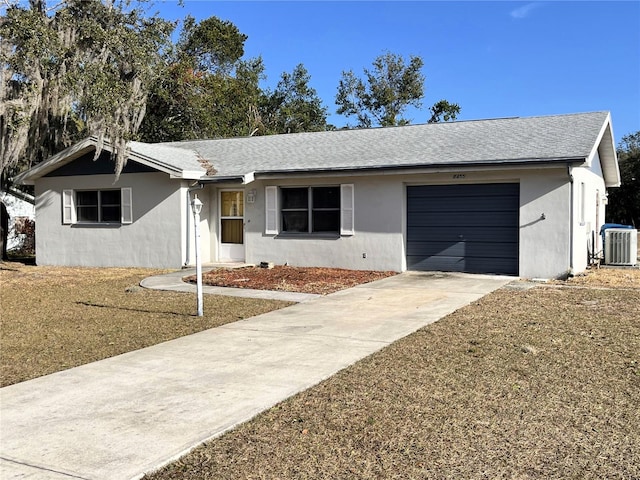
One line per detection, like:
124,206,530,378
510,2,542,19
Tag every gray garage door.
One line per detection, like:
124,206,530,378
407,183,519,275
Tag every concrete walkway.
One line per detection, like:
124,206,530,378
1,271,512,480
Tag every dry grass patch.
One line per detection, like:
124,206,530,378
0,262,291,387
555,266,640,289
147,278,640,479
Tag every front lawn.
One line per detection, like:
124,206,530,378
0,263,292,387
146,269,640,479
2,262,638,478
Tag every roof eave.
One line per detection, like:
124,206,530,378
14,138,206,184
196,172,255,184
13,138,97,185
198,175,245,184
126,150,204,178
250,157,587,179
587,113,620,187
170,170,210,180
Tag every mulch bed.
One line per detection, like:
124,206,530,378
186,266,398,295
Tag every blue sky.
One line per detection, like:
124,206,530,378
157,1,640,141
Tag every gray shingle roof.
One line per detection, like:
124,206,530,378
15,137,208,184
128,142,205,175
14,111,617,186
162,111,612,178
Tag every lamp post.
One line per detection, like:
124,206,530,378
191,194,204,317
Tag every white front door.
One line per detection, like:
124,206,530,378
219,190,245,261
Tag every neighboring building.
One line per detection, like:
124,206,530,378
15,111,619,279
0,188,35,252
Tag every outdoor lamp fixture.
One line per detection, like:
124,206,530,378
191,194,204,317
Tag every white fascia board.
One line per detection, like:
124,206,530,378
242,171,255,184
126,151,183,177
126,150,206,179
586,113,620,187
169,170,206,180
252,160,581,181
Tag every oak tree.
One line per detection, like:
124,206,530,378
0,0,174,184
335,51,460,128
259,64,328,134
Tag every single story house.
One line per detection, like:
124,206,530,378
15,111,619,279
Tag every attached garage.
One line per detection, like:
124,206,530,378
406,183,520,275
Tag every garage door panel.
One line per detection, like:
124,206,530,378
406,241,519,258
407,196,519,213
407,183,519,199
407,255,465,272
407,183,519,275
407,226,519,242
408,211,519,227
407,255,518,274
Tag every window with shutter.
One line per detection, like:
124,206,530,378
266,184,354,236
61,188,132,225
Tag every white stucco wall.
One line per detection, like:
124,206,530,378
242,175,406,272
31,162,605,278
35,172,186,268
230,166,576,278
30,162,597,276
518,172,572,279
570,152,608,273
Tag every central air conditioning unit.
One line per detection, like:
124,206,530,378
604,228,638,266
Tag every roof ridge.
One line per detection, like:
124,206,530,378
156,111,611,147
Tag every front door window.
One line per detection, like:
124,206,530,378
220,191,244,245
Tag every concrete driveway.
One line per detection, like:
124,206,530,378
0,271,512,480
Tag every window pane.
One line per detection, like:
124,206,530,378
77,206,98,222
76,191,98,206
221,191,244,217
313,210,340,232
101,206,121,222
221,219,244,243
282,211,308,232
281,188,308,209
313,187,339,209
100,190,120,205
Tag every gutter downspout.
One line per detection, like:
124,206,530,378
184,182,204,266
567,164,574,277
